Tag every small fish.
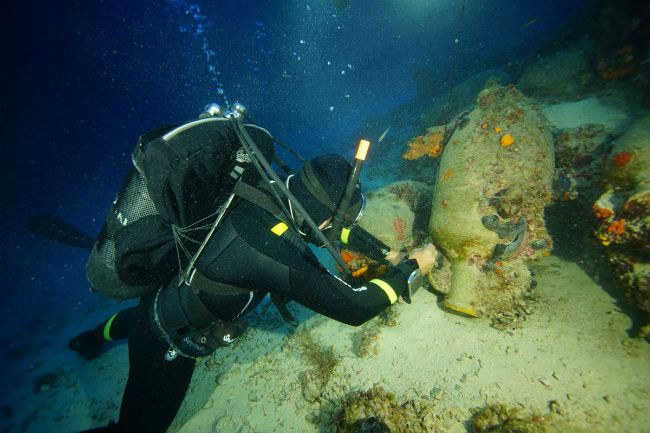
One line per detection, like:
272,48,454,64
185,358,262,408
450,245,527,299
520,18,538,29
378,126,390,143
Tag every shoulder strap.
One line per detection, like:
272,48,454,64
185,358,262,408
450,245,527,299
232,181,284,219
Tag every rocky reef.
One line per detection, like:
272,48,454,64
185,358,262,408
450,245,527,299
517,48,597,103
592,115,650,329
361,181,432,250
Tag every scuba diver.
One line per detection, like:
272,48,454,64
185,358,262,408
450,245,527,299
68,103,438,433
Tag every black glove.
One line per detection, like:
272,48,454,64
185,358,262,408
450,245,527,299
174,319,248,358
68,326,105,361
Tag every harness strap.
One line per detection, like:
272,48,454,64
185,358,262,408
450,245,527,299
179,279,219,329
301,162,337,211
189,268,251,296
157,277,226,333
233,181,284,219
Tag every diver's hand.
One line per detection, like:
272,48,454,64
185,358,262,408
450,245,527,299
385,250,407,266
68,328,104,361
408,243,438,274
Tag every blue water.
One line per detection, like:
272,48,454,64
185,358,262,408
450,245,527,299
0,0,588,430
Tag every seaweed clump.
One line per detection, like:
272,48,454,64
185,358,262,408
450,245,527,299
295,330,340,402
355,306,400,358
471,404,546,433
333,385,437,433
470,403,597,433
356,327,381,358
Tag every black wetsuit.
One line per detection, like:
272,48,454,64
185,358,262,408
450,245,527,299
77,118,419,432
80,299,195,433
82,195,418,433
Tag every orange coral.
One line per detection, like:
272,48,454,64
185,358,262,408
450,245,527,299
351,266,368,278
403,127,444,160
612,151,633,167
598,50,639,80
593,205,614,219
599,63,639,80
500,134,515,147
340,250,355,264
607,219,626,235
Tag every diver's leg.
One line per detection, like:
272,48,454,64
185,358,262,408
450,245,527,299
68,307,138,360
114,309,196,433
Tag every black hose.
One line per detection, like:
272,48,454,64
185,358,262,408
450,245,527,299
327,158,364,243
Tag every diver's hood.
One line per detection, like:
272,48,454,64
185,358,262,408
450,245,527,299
289,154,364,239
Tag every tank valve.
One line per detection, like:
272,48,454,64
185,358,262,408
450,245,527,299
201,103,222,118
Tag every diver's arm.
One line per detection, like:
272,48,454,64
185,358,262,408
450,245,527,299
340,225,395,262
288,258,420,326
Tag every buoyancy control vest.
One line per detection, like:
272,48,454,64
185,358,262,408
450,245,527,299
86,117,275,299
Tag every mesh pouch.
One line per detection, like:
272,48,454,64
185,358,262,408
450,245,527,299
87,167,165,299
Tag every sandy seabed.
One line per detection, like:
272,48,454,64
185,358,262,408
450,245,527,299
11,254,650,433
172,255,649,433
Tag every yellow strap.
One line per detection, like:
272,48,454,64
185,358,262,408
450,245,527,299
369,279,398,304
103,313,118,341
340,227,351,244
271,222,289,236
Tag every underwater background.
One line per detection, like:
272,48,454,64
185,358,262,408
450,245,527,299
1,0,649,432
